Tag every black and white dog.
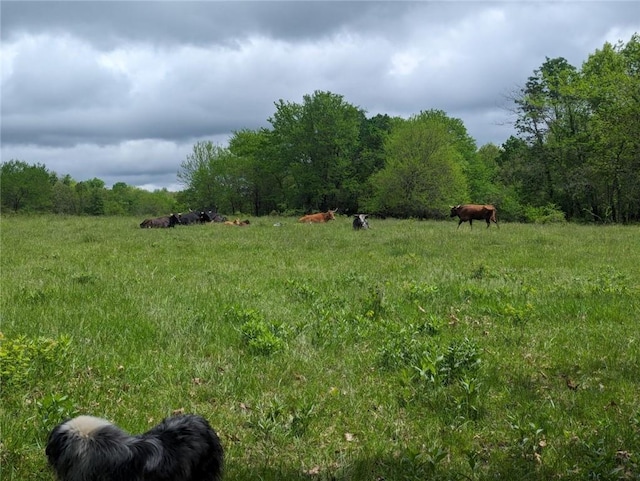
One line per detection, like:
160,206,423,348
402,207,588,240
353,214,370,230
46,414,223,481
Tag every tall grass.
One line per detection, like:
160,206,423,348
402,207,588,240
1,216,639,480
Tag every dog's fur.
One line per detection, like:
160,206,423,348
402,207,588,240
46,414,223,481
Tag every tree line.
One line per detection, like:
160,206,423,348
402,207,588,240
2,35,638,223
0,163,178,217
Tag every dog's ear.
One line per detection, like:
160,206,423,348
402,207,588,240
45,425,67,466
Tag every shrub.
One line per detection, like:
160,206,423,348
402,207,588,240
0,333,71,387
231,309,287,355
38,393,78,434
524,203,566,224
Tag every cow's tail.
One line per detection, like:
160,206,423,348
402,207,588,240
491,209,498,227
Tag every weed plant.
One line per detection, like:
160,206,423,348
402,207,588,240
1,215,639,480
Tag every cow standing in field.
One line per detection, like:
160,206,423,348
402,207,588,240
140,214,180,228
353,214,370,230
450,204,498,229
298,209,337,223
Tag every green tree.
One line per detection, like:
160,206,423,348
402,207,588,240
86,178,106,216
364,111,469,218
74,178,106,216
269,90,364,211
51,174,78,214
467,142,527,220
229,128,287,215
105,182,144,215
495,137,533,221
0,160,53,213
468,143,501,203
352,114,393,211
580,35,640,222
137,188,178,216
177,141,243,213
508,35,640,222
513,56,586,213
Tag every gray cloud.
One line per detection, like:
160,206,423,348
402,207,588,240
1,1,638,190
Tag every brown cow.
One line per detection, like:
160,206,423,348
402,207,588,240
298,209,337,223
224,219,250,226
450,204,498,229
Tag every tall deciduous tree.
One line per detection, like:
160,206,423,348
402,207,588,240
177,141,236,211
228,129,288,216
580,35,640,222
513,56,586,211
52,174,78,214
75,178,106,215
364,110,469,218
269,90,364,211
507,35,640,222
0,160,53,212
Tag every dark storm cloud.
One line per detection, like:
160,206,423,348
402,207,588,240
1,1,638,190
1,1,402,47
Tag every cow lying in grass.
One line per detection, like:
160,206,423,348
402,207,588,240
224,219,250,226
450,204,498,229
353,214,370,230
140,214,180,228
298,209,337,223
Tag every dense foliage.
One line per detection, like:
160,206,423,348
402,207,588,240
2,35,638,222
0,160,178,216
501,35,640,222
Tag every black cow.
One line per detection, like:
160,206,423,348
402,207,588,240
178,211,201,225
353,214,370,230
450,204,498,229
202,210,227,223
140,214,180,228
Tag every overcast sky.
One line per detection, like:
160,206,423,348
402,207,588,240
2,1,638,191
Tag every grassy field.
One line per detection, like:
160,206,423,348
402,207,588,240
1,215,639,480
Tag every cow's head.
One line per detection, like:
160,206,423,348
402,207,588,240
353,214,369,229
169,214,180,227
450,205,461,217
325,209,337,221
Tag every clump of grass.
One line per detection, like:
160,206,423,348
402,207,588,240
229,307,288,355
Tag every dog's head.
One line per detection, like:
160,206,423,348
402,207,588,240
46,416,116,478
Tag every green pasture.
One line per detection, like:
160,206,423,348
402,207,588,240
1,216,639,480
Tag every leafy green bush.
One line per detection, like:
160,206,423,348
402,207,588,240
37,393,78,434
412,339,480,387
241,321,285,355
0,333,71,387
379,331,481,387
231,308,287,355
524,203,566,223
